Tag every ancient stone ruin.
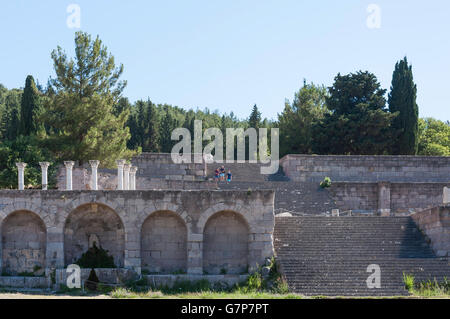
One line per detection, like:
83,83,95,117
1,153,449,296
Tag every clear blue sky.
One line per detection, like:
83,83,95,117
0,1,449,121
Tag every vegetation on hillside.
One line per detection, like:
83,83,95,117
0,32,448,188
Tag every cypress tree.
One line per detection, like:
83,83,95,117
388,57,419,155
20,75,42,136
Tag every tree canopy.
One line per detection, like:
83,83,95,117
313,71,397,155
41,31,134,167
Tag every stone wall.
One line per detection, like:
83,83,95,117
412,204,450,257
0,189,275,276
141,211,187,273
1,210,46,275
132,153,205,181
203,211,249,275
329,182,450,215
280,155,450,182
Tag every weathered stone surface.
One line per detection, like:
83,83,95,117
280,155,450,183
203,211,249,275
0,189,274,277
141,211,187,273
1,210,46,275
412,205,450,257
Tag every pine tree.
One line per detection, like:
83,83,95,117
388,57,419,155
159,106,178,153
313,71,397,155
278,81,328,156
1,89,22,141
20,75,42,136
142,101,160,152
248,104,262,130
41,31,134,166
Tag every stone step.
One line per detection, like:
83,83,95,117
274,216,450,296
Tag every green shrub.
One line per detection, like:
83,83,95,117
320,177,332,188
75,243,116,269
403,273,415,291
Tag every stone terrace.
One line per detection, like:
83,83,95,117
0,190,275,277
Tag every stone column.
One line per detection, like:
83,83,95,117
39,162,51,190
444,187,450,204
89,160,100,190
123,163,131,190
64,161,75,191
187,233,203,274
16,162,27,190
129,166,138,190
377,182,391,216
116,159,126,190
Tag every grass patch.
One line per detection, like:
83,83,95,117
110,257,293,299
403,273,450,298
110,287,302,299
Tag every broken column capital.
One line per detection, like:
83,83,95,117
129,166,138,174
64,161,75,169
16,162,27,169
39,162,51,169
89,160,100,169
116,159,126,168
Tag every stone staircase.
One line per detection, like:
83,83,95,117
274,216,450,296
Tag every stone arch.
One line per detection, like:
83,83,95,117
197,203,254,234
64,203,125,267
202,210,249,275
141,210,188,274
1,210,46,275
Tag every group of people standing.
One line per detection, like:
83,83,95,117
214,165,232,185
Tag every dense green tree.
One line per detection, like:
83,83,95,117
113,97,132,117
41,31,134,166
388,57,419,155
20,75,43,136
313,71,397,155
248,104,262,130
278,81,328,156
0,135,57,189
417,118,450,156
159,106,180,153
0,88,22,141
143,101,161,152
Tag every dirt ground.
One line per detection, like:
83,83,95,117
0,292,110,299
